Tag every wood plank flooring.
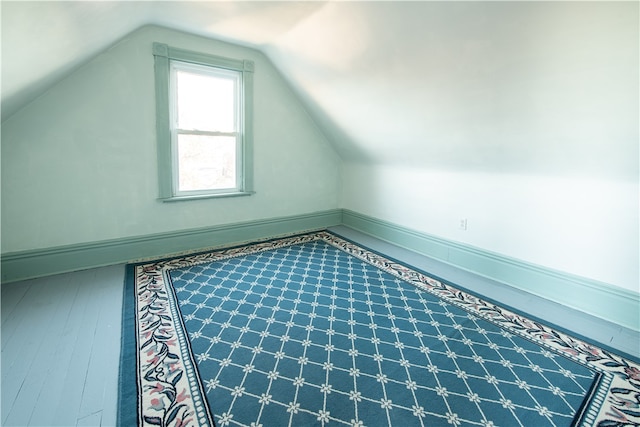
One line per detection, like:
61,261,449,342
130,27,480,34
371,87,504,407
1,227,636,426
1,265,124,426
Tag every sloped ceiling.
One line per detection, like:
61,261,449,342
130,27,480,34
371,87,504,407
2,1,637,179
1,1,324,120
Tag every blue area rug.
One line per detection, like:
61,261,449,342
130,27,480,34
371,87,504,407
118,231,640,427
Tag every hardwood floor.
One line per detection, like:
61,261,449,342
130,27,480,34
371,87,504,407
1,227,636,426
2,265,124,426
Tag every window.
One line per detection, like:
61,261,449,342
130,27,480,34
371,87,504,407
153,42,254,201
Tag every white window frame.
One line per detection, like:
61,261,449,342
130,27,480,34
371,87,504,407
153,42,254,201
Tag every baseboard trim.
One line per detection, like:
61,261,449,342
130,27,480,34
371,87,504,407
1,209,343,284
3,208,636,332
342,209,639,332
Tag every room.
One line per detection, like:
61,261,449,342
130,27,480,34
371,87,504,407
1,1,638,426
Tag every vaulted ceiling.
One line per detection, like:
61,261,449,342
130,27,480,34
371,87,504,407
2,1,637,179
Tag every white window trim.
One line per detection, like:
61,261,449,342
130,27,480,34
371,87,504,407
153,42,255,202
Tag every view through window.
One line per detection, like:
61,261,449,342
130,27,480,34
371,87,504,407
172,63,240,194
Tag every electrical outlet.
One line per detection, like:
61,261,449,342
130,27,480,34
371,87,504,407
459,218,468,230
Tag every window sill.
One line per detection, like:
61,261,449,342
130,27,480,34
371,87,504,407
160,191,255,203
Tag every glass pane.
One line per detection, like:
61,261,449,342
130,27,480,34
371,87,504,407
177,134,237,192
176,69,236,132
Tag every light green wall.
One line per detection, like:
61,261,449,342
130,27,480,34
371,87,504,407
1,25,341,253
342,165,639,294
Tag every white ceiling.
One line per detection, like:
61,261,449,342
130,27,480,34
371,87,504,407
2,1,637,179
1,1,324,120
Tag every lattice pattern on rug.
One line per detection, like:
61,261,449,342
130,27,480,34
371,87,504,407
121,231,640,427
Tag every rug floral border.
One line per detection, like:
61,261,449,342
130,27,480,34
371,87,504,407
127,231,640,427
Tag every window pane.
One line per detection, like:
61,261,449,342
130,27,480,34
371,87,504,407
177,134,237,192
176,69,236,132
